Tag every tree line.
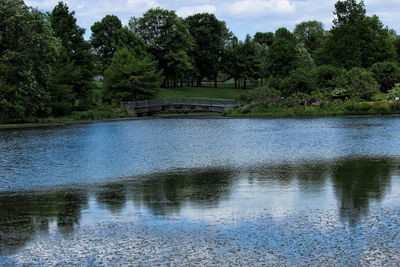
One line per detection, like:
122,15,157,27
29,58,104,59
1,0,400,121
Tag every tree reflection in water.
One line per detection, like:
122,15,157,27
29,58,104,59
0,157,397,255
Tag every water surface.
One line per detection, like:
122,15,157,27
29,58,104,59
1,118,400,265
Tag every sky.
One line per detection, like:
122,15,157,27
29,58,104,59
25,0,400,40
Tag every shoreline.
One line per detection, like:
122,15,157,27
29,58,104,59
2,112,400,129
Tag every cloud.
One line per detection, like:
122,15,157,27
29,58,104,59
126,0,159,12
176,4,217,17
225,0,295,19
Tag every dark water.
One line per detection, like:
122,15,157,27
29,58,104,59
1,118,400,264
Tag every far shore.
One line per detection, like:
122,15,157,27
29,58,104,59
3,112,400,130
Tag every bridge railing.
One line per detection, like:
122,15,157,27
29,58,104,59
121,98,238,109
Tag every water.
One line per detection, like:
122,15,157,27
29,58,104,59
1,117,400,265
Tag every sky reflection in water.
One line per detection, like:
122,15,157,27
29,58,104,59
1,117,400,256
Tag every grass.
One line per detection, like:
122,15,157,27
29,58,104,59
154,86,248,100
223,101,400,118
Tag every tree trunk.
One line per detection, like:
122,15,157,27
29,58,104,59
243,79,247,90
214,78,217,88
234,79,237,89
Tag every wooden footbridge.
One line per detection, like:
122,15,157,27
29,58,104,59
121,98,238,115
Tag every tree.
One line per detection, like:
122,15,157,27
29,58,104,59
346,67,379,100
275,27,296,43
91,15,143,72
266,38,299,77
254,32,274,46
294,21,325,53
316,0,396,69
238,35,260,89
0,0,59,121
130,8,194,87
185,13,231,87
312,65,347,90
221,36,242,88
280,68,316,96
370,61,400,92
103,48,162,104
49,1,95,111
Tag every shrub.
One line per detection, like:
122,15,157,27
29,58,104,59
281,68,316,96
370,61,400,92
312,65,346,90
250,87,281,106
346,68,379,100
372,103,391,114
356,102,373,111
387,84,400,100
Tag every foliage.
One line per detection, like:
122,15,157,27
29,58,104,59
49,2,95,112
185,13,231,86
130,8,194,87
316,0,396,69
312,65,346,90
280,68,316,96
250,87,281,106
345,67,379,100
294,21,325,53
275,27,296,43
370,61,400,92
253,32,274,46
103,48,162,105
267,38,300,77
91,15,143,72
0,0,59,121
387,84,400,100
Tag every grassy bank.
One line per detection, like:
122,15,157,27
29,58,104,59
223,101,400,118
154,86,247,99
0,108,135,128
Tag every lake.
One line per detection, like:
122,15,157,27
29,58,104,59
1,117,400,265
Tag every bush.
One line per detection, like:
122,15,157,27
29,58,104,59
372,103,391,114
280,68,316,96
312,65,346,90
250,87,281,106
370,61,400,92
346,68,379,100
387,84,400,100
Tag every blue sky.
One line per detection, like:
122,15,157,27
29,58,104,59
26,0,400,40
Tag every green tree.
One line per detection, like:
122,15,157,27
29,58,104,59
91,15,143,72
280,68,316,96
266,38,300,77
254,32,274,46
221,36,242,88
239,35,260,89
49,1,95,112
312,65,347,90
0,0,59,121
185,13,231,87
316,0,396,69
275,27,296,43
130,8,194,87
294,21,325,53
103,48,162,104
346,67,379,100
370,61,400,92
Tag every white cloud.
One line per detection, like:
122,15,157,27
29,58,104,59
126,0,159,12
225,0,295,19
25,0,60,9
177,4,217,17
